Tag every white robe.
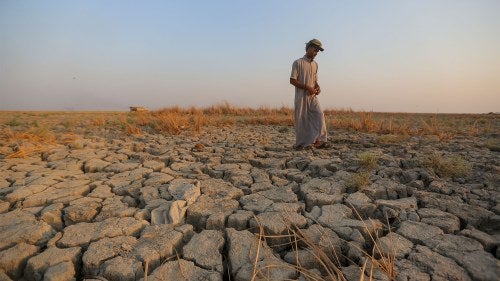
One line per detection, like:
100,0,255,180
290,56,327,147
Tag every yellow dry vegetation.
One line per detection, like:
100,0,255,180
1,127,78,159
1,105,498,158
250,207,396,281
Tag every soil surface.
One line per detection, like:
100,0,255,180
0,124,498,280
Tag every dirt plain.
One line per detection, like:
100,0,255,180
0,110,498,280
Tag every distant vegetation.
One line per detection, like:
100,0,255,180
0,102,498,158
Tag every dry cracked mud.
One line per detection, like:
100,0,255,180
0,125,499,280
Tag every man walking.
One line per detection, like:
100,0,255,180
290,39,329,150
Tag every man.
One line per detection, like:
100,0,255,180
290,39,329,150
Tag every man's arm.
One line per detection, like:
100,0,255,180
290,78,316,95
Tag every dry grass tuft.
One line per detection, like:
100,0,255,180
2,127,58,158
192,110,207,133
483,138,500,152
204,101,239,115
91,116,106,127
144,258,149,281
249,216,337,281
133,112,152,126
348,205,396,280
357,152,379,170
346,172,372,192
250,210,396,281
126,124,143,135
149,111,189,135
1,127,80,158
377,134,408,144
421,152,472,178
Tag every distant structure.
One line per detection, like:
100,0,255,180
129,106,149,112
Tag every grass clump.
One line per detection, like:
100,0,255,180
422,152,472,178
483,138,500,152
149,111,189,135
192,110,207,133
346,172,372,192
90,116,106,127
357,152,379,170
377,134,408,144
2,127,56,158
250,210,396,281
1,126,78,158
5,118,22,127
125,124,143,136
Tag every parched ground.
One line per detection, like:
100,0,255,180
0,119,499,280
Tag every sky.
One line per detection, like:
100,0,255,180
1,0,499,113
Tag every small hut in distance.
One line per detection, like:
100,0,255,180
129,106,149,112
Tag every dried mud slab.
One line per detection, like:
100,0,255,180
0,124,499,280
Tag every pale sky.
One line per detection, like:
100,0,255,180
1,0,499,113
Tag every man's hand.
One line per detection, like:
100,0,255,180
314,85,321,95
306,86,317,96
290,78,317,96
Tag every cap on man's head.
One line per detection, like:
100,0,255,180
306,39,324,51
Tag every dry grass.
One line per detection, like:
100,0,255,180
2,127,56,158
346,172,372,192
357,152,379,170
91,116,106,127
249,216,345,281
149,111,190,135
1,122,80,158
326,110,497,138
377,134,408,144
192,109,207,133
144,259,149,281
483,138,500,152
131,104,293,135
1,106,497,139
135,106,497,138
421,152,473,178
125,124,143,135
250,210,396,281
0,106,497,158
348,205,396,280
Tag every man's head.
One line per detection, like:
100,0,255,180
305,38,324,59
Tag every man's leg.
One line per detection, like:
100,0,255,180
312,100,328,148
